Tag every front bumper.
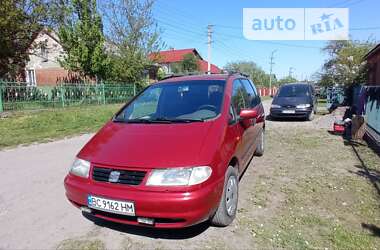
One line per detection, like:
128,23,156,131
270,107,312,118
64,174,224,228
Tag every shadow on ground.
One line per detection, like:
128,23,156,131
265,116,307,122
82,212,210,239
345,140,380,197
327,130,380,238
362,223,380,237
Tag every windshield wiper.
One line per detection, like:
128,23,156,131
113,117,204,124
152,117,204,123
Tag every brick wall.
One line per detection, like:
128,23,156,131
35,68,87,85
367,51,380,86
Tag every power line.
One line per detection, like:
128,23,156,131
341,0,367,7
350,26,380,31
155,18,205,37
214,31,322,49
328,0,356,7
214,40,249,60
154,4,206,34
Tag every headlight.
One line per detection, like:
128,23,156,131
271,104,281,108
69,158,90,178
146,166,212,186
296,104,311,109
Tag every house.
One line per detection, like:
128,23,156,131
25,29,75,86
148,48,221,74
363,43,380,147
364,43,380,85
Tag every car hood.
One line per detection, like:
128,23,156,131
78,120,216,169
273,96,311,107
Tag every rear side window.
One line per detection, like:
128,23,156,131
240,79,261,108
231,80,246,115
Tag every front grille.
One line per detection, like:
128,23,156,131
92,167,146,186
284,105,296,108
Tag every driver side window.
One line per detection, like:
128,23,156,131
127,87,161,119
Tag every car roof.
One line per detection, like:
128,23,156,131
280,82,312,87
156,74,236,84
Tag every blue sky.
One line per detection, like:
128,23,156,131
153,0,380,80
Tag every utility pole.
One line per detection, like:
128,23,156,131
269,50,277,95
288,67,295,78
207,24,213,75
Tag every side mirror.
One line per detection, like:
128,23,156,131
239,109,258,120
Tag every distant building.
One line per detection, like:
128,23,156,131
148,48,221,74
364,43,380,85
25,29,75,86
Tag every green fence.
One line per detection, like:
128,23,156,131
0,81,141,112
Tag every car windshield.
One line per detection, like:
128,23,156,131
277,85,310,98
114,80,225,123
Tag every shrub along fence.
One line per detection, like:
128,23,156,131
0,81,142,112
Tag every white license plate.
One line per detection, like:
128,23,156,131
87,195,135,216
282,110,295,114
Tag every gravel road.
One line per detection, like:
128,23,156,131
0,99,340,249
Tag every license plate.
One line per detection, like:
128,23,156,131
282,110,295,114
87,195,135,216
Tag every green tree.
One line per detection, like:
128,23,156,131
277,76,298,85
181,53,199,73
318,40,375,87
102,0,163,84
0,0,49,79
224,61,273,87
58,0,109,81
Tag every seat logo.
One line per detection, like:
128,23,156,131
109,171,120,183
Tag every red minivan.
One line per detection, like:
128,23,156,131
64,73,265,228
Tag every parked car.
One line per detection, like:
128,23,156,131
269,83,317,121
64,73,265,228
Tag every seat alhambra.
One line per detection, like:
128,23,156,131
270,83,317,121
64,73,265,228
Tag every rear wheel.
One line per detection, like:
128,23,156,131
211,166,239,227
254,129,265,156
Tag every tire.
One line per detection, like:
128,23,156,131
254,129,265,156
211,166,239,227
307,110,314,121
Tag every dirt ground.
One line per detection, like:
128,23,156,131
0,100,379,249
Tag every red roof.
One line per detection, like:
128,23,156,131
149,48,202,63
149,48,221,74
198,60,221,74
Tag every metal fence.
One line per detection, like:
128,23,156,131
0,81,141,112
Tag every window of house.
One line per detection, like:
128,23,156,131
26,69,36,87
40,40,48,60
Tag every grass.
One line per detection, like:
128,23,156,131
0,104,122,149
261,96,272,101
56,239,105,250
237,127,380,249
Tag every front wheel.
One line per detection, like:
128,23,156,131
307,110,315,121
254,129,265,156
210,166,239,227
